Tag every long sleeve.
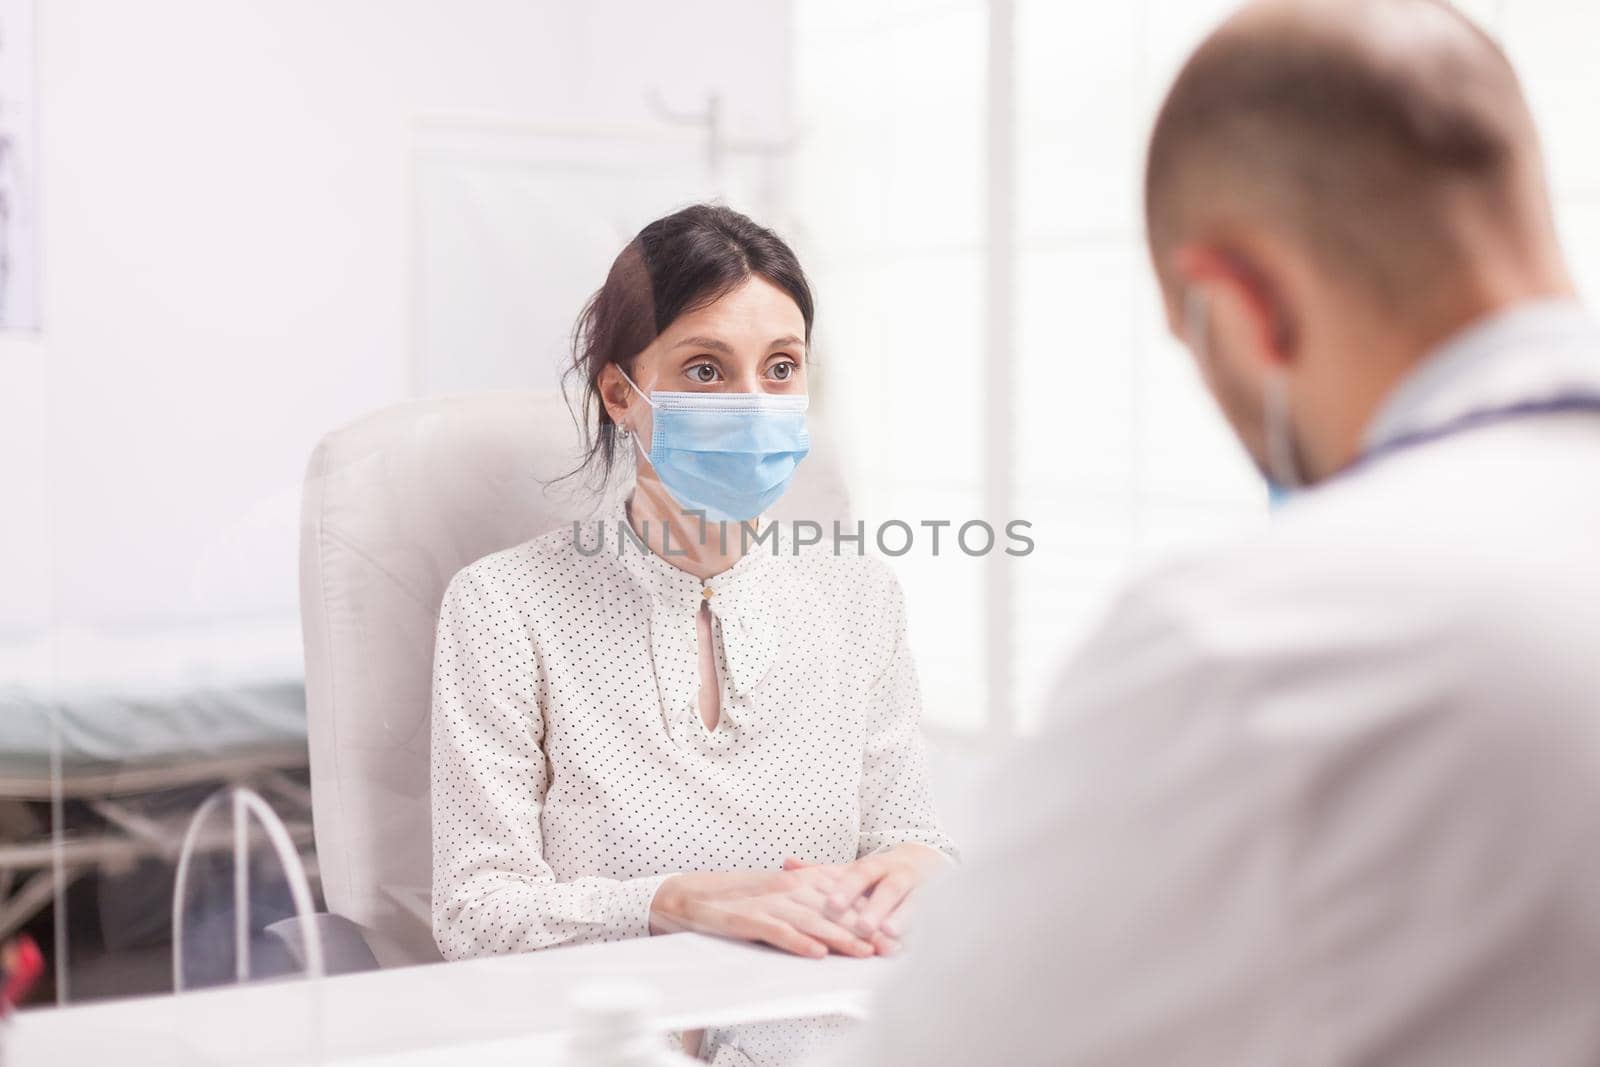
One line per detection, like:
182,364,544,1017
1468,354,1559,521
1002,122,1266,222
429,567,672,961
855,564,958,862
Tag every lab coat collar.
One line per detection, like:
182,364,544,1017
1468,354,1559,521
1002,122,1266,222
1363,297,1600,454
606,495,788,728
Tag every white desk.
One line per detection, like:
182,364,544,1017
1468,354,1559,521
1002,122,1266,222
5,933,896,1066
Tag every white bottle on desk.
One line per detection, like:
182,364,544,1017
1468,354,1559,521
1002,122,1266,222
567,983,702,1066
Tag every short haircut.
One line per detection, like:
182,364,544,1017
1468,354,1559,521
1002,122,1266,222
1144,0,1542,308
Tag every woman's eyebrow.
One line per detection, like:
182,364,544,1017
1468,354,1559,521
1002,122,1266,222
671,336,734,354
670,335,805,353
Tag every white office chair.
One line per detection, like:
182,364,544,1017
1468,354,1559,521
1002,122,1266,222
290,390,851,969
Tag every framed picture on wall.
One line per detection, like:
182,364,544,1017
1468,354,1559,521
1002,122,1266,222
0,0,37,332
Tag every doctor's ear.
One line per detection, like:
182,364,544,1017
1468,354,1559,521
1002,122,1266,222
1173,243,1298,370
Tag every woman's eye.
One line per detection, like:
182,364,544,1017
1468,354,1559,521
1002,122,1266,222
689,363,719,384
769,360,796,381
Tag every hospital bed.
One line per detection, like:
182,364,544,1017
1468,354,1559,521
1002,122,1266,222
0,621,315,944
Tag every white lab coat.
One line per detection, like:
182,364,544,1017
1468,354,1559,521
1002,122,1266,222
848,300,1600,1065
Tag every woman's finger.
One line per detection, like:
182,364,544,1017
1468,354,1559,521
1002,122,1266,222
791,883,875,940
860,872,913,931
773,899,875,958
711,903,827,959
880,890,917,939
869,929,901,956
824,861,887,917
784,863,836,885
785,867,849,903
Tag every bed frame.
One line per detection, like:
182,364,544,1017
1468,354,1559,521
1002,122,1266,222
0,748,316,942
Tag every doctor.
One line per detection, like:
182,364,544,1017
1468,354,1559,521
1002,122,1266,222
842,0,1600,1063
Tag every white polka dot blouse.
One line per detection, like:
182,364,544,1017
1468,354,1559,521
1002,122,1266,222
429,492,957,962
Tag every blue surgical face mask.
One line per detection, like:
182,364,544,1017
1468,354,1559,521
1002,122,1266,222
618,368,811,522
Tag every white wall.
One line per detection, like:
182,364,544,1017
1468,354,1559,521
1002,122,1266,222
1,0,790,640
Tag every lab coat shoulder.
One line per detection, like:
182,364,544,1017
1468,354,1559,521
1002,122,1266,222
1041,455,1533,730
1032,477,1589,830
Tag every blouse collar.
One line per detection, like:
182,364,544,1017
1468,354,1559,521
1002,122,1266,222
604,494,791,703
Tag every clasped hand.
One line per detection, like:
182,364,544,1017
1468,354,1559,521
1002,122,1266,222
648,843,947,959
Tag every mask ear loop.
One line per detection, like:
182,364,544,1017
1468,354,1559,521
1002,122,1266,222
615,365,657,410
614,365,656,462
1187,285,1304,491
1184,286,1215,386
1264,369,1305,490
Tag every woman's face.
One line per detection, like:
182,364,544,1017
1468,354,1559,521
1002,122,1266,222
603,275,809,442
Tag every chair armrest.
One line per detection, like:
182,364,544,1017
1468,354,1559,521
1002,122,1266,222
264,913,381,975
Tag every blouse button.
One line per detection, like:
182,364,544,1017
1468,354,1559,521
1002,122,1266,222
701,586,713,599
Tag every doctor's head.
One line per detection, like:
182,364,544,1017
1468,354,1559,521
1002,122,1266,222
566,204,814,503
1145,0,1572,487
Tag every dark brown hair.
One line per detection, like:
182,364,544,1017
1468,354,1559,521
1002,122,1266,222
560,203,815,488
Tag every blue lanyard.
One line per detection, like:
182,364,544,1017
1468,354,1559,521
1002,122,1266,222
1337,393,1600,481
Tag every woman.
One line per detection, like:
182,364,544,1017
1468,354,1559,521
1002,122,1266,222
430,204,955,1064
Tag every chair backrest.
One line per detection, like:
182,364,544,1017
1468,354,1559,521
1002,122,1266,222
299,390,851,965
